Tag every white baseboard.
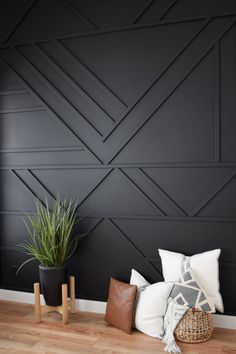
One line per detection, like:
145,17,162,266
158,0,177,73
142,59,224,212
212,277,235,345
0,289,235,330
213,313,236,330
0,288,107,314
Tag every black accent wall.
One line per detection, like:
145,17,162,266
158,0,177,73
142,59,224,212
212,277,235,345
0,0,236,315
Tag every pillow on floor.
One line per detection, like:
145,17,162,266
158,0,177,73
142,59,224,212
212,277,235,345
158,249,223,312
105,277,137,334
169,268,215,312
130,269,173,338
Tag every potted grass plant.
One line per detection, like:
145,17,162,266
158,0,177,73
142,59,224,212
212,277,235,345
17,197,81,307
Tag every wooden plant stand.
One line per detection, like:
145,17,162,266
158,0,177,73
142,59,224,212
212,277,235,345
34,276,76,324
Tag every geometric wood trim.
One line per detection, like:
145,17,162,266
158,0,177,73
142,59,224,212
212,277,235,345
1,163,236,170
0,56,103,164
54,40,128,110
1,1,236,312
3,0,38,44
0,147,84,153
1,13,236,49
190,169,236,216
102,19,210,143
119,168,166,216
139,168,188,216
14,46,106,137
132,0,158,24
33,43,116,124
106,17,236,164
214,40,221,163
107,218,163,278
60,0,97,30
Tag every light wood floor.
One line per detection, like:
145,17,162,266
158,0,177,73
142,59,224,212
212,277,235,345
0,301,235,354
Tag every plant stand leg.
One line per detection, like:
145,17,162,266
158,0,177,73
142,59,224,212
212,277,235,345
34,283,41,323
62,283,68,324
33,279,74,324
69,276,76,313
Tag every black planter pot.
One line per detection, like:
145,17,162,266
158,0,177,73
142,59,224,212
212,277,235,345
39,265,68,306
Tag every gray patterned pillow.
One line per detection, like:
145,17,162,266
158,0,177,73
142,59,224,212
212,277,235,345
169,268,215,313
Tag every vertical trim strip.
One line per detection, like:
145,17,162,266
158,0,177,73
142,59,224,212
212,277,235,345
214,41,221,162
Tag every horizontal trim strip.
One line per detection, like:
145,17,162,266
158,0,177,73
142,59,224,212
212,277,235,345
0,211,236,222
1,248,235,267
0,289,235,327
0,106,45,114
1,13,236,49
0,146,84,153
0,163,236,169
0,89,28,96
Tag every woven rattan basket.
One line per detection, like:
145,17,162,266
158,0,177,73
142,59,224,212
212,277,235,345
174,308,214,344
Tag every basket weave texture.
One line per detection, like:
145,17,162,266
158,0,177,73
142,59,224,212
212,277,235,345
174,308,214,343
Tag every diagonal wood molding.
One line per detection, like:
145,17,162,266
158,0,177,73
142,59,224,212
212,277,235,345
105,17,236,163
54,39,128,110
106,218,163,279
2,17,235,165
3,0,38,44
190,169,236,217
59,0,97,30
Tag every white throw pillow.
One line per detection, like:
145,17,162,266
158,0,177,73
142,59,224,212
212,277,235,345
130,269,173,338
158,249,223,313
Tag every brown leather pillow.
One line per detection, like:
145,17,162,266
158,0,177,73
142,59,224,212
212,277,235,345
105,277,137,334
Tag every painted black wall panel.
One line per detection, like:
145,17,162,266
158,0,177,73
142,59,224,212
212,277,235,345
112,50,215,163
0,249,39,291
143,167,236,215
68,0,152,28
0,111,80,149
0,215,26,248
68,218,162,301
0,91,39,110
17,44,115,136
78,169,163,217
0,0,33,45
61,21,204,106
38,41,127,120
113,219,236,262
0,151,98,167
164,0,236,20
0,0,236,315
8,0,89,44
136,0,179,23
31,168,111,202
0,60,24,91
0,170,35,212
219,265,236,314
198,177,236,217
220,24,236,162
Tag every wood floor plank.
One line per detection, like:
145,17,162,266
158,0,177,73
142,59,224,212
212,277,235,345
0,301,235,354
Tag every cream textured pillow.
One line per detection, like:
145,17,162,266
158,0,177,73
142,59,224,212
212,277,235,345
158,249,223,313
130,269,173,338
